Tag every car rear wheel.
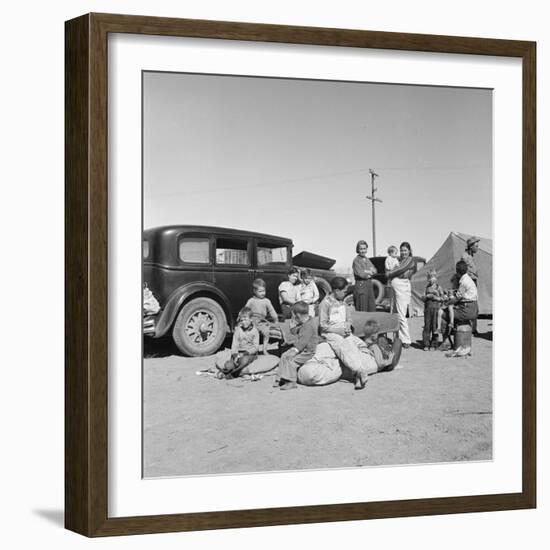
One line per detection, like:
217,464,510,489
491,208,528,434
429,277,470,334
172,297,227,356
373,279,386,305
314,277,331,303
344,280,386,309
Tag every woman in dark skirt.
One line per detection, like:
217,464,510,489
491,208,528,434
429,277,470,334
352,240,378,312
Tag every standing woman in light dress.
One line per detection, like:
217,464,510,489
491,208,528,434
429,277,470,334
386,242,416,348
352,240,378,312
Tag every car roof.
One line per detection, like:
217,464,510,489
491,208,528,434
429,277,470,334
143,225,293,245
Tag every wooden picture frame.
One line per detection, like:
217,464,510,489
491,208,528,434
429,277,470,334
65,12,536,537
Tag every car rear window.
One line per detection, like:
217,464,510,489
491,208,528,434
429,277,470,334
143,239,149,259
257,242,289,265
215,238,249,265
179,237,210,264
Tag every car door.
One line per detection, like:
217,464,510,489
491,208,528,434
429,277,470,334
254,239,292,315
212,235,254,322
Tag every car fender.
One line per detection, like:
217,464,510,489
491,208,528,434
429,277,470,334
153,282,232,337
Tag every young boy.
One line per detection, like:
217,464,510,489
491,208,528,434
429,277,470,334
275,301,320,390
220,307,259,378
422,270,445,350
245,278,278,354
385,245,400,313
297,268,320,317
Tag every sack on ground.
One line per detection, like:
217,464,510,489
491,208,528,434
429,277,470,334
143,286,160,315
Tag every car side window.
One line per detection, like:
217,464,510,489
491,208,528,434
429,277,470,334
257,242,289,265
215,237,249,265
179,237,210,264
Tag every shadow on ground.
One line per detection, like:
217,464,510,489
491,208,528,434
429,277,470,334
475,330,493,342
33,509,64,527
143,317,493,477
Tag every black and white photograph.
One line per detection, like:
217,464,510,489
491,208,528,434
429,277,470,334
142,71,493,478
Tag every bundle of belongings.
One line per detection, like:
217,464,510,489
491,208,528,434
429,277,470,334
143,284,160,315
143,284,160,335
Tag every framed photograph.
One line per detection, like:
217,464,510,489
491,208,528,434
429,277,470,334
65,13,536,537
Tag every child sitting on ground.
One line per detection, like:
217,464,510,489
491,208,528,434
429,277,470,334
245,278,279,354
297,268,320,317
275,301,320,390
422,269,445,350
219,307,259,378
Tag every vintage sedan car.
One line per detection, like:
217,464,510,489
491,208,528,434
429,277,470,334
143,225,345,356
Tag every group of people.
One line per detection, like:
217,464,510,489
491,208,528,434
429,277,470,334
220,274,401,390
352,239,416,348
275,277,401,390
219,273,318,379
219,235,481,387
421,236,480,350
278,267,320,318
352,235,481,352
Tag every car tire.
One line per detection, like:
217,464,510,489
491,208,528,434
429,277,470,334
172,297,228,356
314,277,332,303
373,279,385,305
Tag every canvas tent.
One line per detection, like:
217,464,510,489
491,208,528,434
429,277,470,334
411,232,492,316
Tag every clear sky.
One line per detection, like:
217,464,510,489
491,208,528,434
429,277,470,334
143,72,492,271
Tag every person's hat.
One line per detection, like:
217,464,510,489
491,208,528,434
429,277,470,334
467,236,480,247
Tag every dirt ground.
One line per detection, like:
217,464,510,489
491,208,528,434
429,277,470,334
143,317,493,478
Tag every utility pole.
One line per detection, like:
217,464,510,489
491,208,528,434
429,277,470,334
366,169,382,256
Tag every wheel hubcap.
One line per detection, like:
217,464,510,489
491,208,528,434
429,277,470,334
185,310,216,345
